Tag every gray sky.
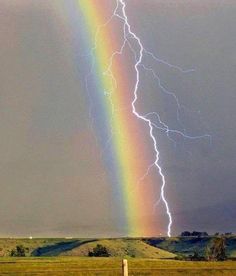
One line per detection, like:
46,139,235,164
0,0,235,236
130,0,236,234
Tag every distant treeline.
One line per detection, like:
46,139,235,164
180,231,233,237
180,231,209,237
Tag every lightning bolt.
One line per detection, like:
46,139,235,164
85,0,211,237
118,0,174,237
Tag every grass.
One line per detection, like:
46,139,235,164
0,257,236,275
60,239,176,259
146,236,236,258
0,237,236,275
0,238,175,258
0,238,72,257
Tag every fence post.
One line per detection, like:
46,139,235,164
122,259,128,276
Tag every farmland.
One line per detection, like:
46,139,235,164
0,237,236,275
0,257,236,275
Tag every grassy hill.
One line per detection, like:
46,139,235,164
1,236,236,259
0,238,175,259
60,239,176,258
145,236,236,258
0,238,62,257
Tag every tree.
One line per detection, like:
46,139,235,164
180,231,208,237
180,231,191,237
191,231,208,237
10,245,28,257
88,244,110,257
205,237,226,261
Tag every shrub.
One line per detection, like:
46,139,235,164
10,245,28,257
88,244,110,257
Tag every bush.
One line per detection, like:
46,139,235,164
88,244,110,257
10,245,28,257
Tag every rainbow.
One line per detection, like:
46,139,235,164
77,0,165,237
56,0,164,236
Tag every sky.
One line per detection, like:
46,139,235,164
0,0,235,237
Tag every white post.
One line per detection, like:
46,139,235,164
122,259,128,276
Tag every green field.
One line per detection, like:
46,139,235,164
0,257,236,275
0,237,236,275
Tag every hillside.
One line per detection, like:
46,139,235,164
1,236,236,259
60,239,176,258
0,238,63,257
145,236,236,258
0,238,175,258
